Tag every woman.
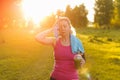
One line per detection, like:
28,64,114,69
35,17,85,80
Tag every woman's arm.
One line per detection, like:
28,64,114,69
35,28,56,46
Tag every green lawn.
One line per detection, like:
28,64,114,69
0,28,120,80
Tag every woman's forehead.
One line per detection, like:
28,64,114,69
59,20,69,25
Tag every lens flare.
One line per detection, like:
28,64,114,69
80,68,91,80
86,72,91,80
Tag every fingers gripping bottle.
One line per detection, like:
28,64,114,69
74,54,82,69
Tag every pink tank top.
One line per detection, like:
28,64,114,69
51,39,79,80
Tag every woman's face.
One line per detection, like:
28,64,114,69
58,20,71,37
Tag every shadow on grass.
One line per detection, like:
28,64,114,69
108,57,120,66
77,27,120,44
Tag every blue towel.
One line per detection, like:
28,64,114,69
70,34,85,54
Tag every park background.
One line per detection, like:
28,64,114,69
0,0,120,80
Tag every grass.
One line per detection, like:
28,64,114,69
77,28,120,80
0,27,120,80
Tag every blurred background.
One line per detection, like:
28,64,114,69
0,0,120,80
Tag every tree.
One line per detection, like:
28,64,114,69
94,0,114,29
65,4,88,28
78,4,88,27
65,5,73,22
112,0,120,28
56,9,64,17
115,0,120,18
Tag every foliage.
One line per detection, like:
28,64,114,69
114,0,120,18
94,0,114,29
65,5,73,20
111,0,120,28
37,4,89,29
65,4,88,28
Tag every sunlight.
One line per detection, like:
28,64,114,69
80,68,91,80
22,0,53,24
29,30,35,34
84,0,95,22
21,0,95,25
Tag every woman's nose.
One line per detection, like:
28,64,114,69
61,26,65,30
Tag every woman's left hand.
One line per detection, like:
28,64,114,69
80,58,86,67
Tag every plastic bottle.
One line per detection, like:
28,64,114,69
74,54,82,69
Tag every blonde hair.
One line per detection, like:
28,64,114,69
57,17,76,36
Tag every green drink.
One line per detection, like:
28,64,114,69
74,54,82,69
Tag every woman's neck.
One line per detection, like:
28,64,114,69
60,35,70,46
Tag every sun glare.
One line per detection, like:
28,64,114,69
21,0,55,24
21,0,95,25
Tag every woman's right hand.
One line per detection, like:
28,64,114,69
35,28,56,46
80,57,86,67
53,21,59,38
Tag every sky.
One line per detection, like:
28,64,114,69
50,0,95,22
21,0,95,22
0,0,95,22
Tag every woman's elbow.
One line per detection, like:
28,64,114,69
35,35,41,42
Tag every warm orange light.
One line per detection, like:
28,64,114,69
21,0,80,25
21,0,49,24
21,0,95,25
